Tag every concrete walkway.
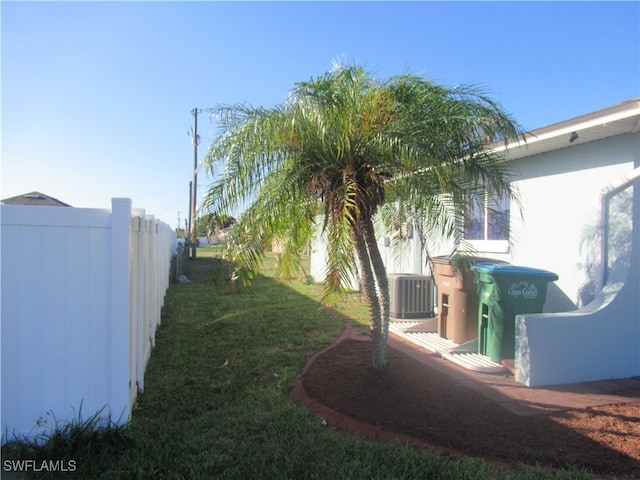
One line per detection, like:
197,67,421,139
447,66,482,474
386,328,640,416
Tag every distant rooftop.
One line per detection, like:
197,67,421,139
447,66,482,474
1,191,72,207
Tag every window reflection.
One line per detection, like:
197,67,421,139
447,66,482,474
464,192,509,241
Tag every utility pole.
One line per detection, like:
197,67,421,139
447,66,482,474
188,181,193,242
190,108,201,259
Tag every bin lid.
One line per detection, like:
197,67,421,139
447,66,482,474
431,255,509,265
471,263,558,279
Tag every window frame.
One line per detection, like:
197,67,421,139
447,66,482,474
463,190,511,254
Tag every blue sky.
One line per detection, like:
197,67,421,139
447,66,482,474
2,1,639,228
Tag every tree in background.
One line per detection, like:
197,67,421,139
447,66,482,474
204,64,523,372
194,213,235,243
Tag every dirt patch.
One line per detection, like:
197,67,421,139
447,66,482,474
302,338,640,477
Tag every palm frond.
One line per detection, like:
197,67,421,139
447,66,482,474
204,62,524,305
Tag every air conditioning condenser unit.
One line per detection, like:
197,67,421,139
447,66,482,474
388,274,435,319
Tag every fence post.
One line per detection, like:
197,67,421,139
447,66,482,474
110,198,132,422
129,211,143,403
132,210,146,395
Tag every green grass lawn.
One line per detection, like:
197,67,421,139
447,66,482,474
3,247,598,479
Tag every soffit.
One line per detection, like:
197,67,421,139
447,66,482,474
492,98,640,162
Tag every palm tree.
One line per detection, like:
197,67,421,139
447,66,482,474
204,64,523,372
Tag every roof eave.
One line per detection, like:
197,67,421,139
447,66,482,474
491,98,640,162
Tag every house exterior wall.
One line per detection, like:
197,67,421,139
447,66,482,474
508,133,638,310
516,164,640,386
375,215,426,276
310,220,360,291
310,216,428,290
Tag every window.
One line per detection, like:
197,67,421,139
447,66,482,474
464,192,510,242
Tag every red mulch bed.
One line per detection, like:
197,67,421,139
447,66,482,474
302,338,640,477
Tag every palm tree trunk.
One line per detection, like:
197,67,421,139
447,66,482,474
353,219,389,372
362,216,390,352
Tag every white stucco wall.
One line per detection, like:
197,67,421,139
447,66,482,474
310,215,427,290
516,165,640,386
508,133,638,310
309,218,361,291
376,228,426,276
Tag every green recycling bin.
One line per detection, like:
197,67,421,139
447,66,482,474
472,264,558,363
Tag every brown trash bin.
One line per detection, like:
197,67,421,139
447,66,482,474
431,256,506,344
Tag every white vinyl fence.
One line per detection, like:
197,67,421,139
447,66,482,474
1,198,176,443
